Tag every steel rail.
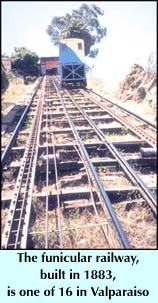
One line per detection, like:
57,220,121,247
1,77,43,168
45,80,115,247
21,81,45,249
52,78,131,249
55,84,118,248
51,126,63,248
45,87,49,249
82,90,156,148
86,88,156,129
64,89,157,216
73,144,114,247
2,77,45,249
46,77,63,248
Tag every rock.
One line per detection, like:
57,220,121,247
126,93,133,100
116,63,156,119
135,79,142,88
126,75,135,85
125,202,135,211
135,87,146,100
147,78,157,91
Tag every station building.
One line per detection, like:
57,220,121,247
39,57,59,75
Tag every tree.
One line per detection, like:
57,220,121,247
46,4,107,57
1,63,9,91
11,47,39,76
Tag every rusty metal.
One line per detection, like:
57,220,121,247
45,78,63,248
83,90,156,148
2,75,156,249
64,88,157,216
2,77,45,249
52,78,131,249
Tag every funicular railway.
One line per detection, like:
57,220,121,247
1,75,157,249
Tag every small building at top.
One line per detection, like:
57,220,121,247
59,38,85,64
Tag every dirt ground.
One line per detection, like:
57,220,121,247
1,78,33,117
87,76,156,125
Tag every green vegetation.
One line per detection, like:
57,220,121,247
26,117,33,127
11,47,39,77
47,3,107,57
6,70,18,81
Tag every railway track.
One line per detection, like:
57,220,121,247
2,78,45,249
85,88,156,148
1,75,157,249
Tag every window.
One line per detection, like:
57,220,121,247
78,43,82,50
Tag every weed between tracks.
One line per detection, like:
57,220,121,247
113,199,156,248
61,209,108,248
104,130,139,141
96,167,133,188
1,208,8,234
28,202,109,249
25,117,33,128
16,134,28,146
28,193,156,249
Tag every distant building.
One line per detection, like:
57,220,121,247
39,57,59,75
2,57,11,71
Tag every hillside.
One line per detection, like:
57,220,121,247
88,64,156,125
116,64,157,124
2,78,33,117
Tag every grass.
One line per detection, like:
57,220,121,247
6,70,17,81
104,130,138,141
1,77,33,117
28,199,111,249
87,77,112,97
113,199,156,248
1,208,8,233
16,134,28,145
25,117,33,127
